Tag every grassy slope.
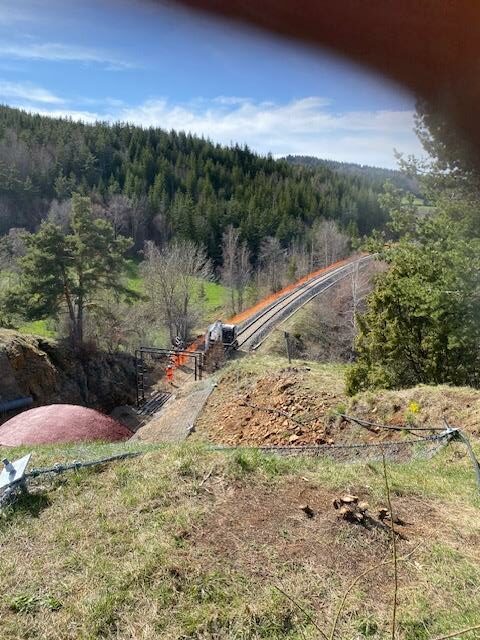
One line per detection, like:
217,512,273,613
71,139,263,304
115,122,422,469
1,438,480,640
110,260,231,320
18,319,56,338
0,271,54,337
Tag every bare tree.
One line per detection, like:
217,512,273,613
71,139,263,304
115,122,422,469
220,226,238,313
220,226,252,314
309,219,349,269
345,260,374,335
0,128,54,180
85,293,158,354
151,211,172,246
259,236,285,293
104,194,130,237
48,199,72,230
104,194,146,249
286,239,311,282
143,240,212,344
236,240,251,311
272,260,381,362
0,228,29,284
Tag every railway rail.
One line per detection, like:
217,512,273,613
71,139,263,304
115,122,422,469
236,254,373,351
135,255,373,404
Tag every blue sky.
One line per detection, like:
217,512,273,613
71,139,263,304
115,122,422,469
0,0,424,168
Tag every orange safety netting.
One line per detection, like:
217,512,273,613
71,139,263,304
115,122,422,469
168,335,205,374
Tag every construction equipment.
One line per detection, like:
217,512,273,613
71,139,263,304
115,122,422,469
205,321,238,351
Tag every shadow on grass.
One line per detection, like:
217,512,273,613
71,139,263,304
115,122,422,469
10,490,52,518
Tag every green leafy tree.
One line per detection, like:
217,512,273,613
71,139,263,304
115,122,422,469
6,194,135,347
347,211,480,393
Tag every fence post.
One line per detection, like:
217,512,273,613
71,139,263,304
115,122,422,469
284,331,292,363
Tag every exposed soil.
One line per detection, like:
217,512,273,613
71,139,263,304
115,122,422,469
190,472,480,610
194,477,398,573
195,359,480,447
0,329,136,419
196,365,347,447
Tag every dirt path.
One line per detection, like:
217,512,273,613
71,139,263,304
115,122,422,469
131,379,215,443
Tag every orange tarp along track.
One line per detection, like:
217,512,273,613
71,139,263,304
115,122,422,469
228,256,357,326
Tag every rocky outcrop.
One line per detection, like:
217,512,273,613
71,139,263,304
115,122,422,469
0,330,136,416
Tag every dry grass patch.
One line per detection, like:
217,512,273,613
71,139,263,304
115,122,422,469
348,385,480,437
0,442,479,639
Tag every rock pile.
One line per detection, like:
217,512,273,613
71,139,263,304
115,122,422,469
200,368,341,446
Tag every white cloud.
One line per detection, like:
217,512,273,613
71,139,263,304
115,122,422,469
212,96,253,106
13,95,424,168
0,42,135,70
112,97,423,167
0,80,64,104
19,106,102,123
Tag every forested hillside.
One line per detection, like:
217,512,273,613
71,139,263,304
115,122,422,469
285,154,419,195
0,106,385,262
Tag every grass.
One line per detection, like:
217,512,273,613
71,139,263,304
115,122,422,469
125,259,230,316
18,319,56,338
1,439,479,639
0,269,57,338
3,260,231,342
223,352,346,379
200,280,230,316
124,258,144,294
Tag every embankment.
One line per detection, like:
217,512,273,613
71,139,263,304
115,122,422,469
0,329,136,417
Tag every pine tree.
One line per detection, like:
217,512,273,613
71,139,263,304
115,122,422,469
347,211,480,393
0,104,390,266
5,193,135,347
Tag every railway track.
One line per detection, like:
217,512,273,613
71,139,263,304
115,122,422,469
236,255,373,351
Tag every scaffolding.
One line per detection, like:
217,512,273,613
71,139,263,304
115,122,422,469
135,347,204,406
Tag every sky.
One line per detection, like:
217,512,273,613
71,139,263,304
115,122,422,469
0,0,425,168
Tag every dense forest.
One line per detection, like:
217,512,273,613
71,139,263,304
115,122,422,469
0,106,387,263
285,155,420,195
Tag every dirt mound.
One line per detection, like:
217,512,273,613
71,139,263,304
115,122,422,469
196,364,347,446
0,404,132,446
195,358,480,446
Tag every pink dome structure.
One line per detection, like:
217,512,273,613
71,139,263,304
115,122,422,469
0,404,132,446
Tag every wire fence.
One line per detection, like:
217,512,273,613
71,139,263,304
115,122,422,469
213,430,454,463
0,440,160,510
0,450,143,509
1,418,478,512
235,403,460,461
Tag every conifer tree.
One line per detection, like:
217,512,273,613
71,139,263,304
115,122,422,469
5,193,135,347
347,207,480,393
